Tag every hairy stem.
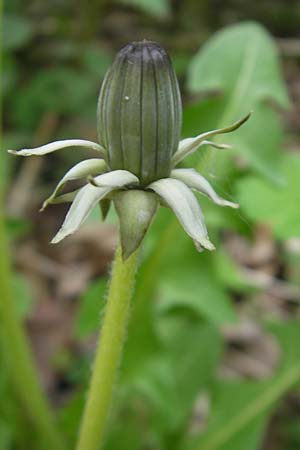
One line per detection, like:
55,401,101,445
0,214,65,450
76,243,139,450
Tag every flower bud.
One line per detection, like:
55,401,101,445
97,40,182,186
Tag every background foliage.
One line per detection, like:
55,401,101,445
2,1,300,449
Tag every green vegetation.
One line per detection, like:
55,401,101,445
2,1,300,450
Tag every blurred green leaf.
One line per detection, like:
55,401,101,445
237,153,300,240
182,97,222,140
58,391,85,447
228,102,285,183
0,153,10,195
104,415,143,450
1,132,31,193
214,248,252,292
132,321,222,435
186,382,270,450
0,359,31,449
120,0,170,17
157,245,237,325
12,274,35,318
74,278,107,338
6,217,32,239
188,22,289,108
172,52,192,77
3,14,34,51
12,68,96,129
163,320,222,424
82,46,112,78
187,22,289,180
183,321,300,450
0,420,13,449
281,416,300,450
2,54,19,97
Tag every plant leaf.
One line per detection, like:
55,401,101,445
156,244,237,325
187,22,290,180
120,0,170,18
148,178,215,251
183,321,300,450
188,22,289,108
132,322,222,434
3,14,34,51
237,153,300,240
227,102,286,183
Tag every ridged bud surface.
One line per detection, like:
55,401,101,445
97,40,182,186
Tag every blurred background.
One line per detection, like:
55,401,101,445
2,1,300,449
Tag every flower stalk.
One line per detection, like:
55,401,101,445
75,243,139,450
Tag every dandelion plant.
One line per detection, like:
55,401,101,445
9,40,250,450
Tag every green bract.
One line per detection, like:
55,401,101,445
9,40,251,259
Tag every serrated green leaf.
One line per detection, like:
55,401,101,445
237,153,300,240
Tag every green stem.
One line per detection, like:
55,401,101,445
76,243,139,450
0,214,65,450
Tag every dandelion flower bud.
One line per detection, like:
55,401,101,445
97,40,182,186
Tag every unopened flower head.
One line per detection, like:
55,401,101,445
9,40,251,259
98,41,182,185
